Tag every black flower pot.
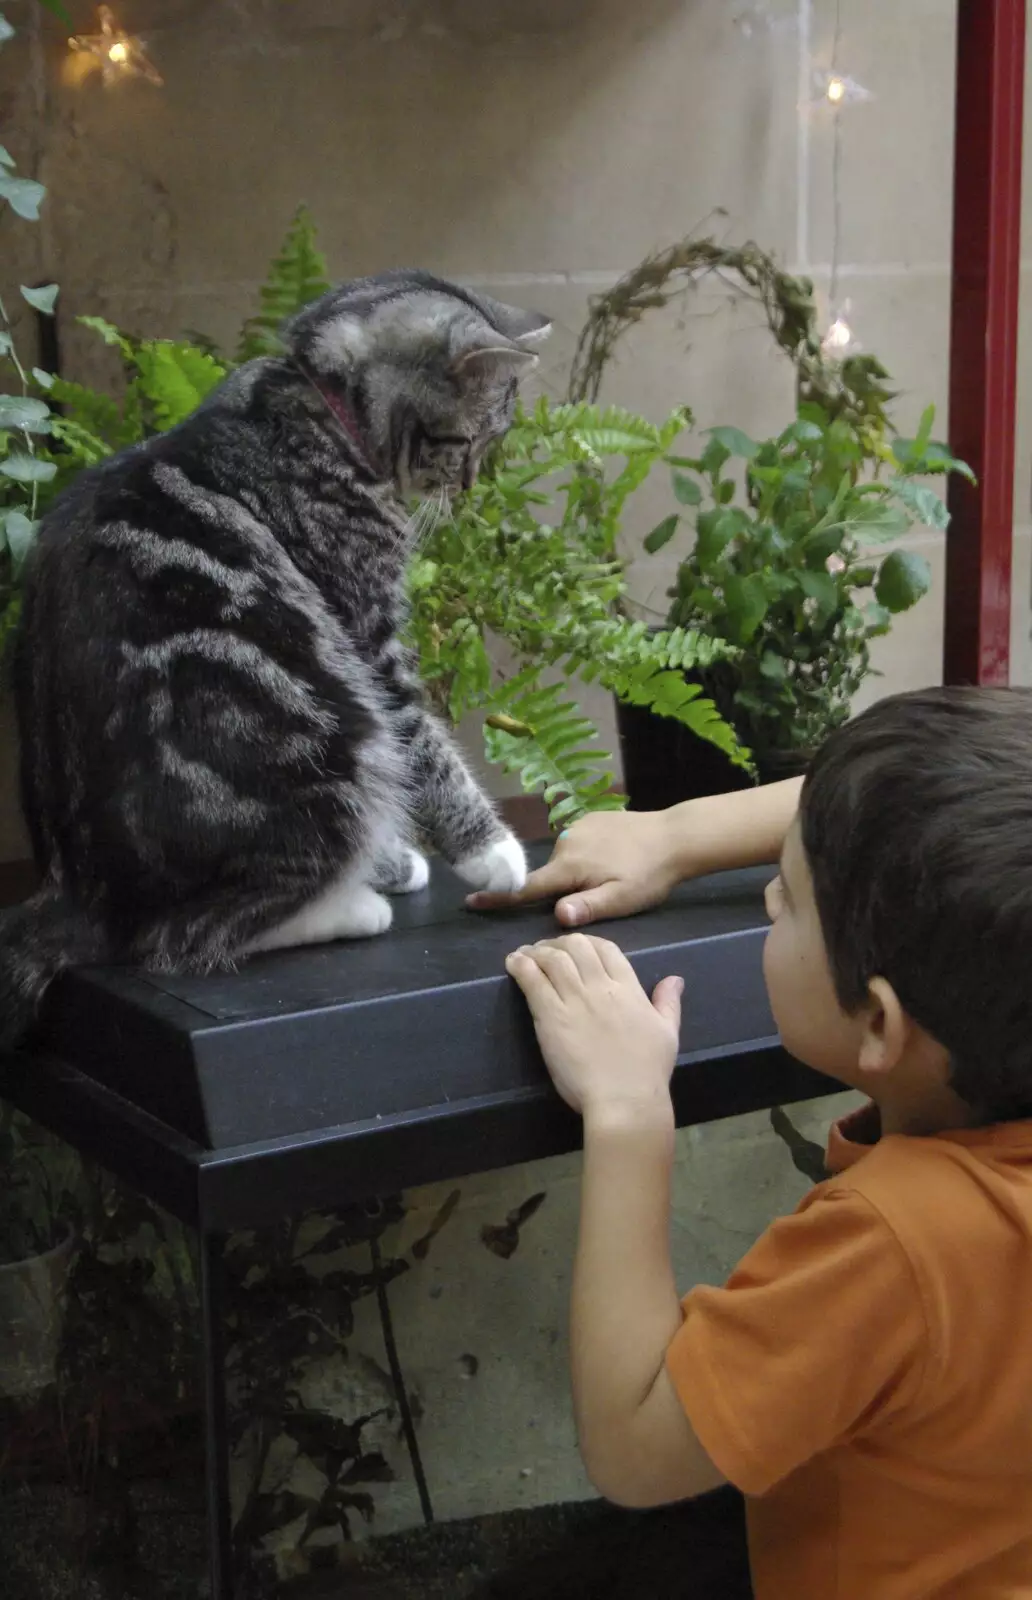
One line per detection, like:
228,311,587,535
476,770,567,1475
615,691,809,811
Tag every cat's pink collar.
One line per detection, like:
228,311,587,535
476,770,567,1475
296,364,381,477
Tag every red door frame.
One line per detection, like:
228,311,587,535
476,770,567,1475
944,0,1026,685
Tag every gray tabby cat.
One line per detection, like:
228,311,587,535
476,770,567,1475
0,270,551,1048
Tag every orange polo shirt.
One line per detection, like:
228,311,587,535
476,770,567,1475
666,1104,1032,1599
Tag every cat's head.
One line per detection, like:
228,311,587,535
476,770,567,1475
283,270,551,496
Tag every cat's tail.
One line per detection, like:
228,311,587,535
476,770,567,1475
0,885,109,1051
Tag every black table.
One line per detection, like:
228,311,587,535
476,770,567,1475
1,856,835,1597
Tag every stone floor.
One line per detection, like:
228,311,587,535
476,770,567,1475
0,1480,752,1599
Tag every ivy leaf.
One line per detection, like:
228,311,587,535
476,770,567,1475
0,452,56,483
707,425,760,461
875,550,932,613
0,394,51,432
0,168,46,221
0,144,14,168
2,510,38,573
31,366,54,389
643,513,679,554
20,283,59,315
671,471,702,507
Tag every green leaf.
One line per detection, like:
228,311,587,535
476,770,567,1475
0,144,14,168
34,0,73,22
695,508,744,572
0,15,13,46
2,510,38,573
863,602,892,636
20,282,58,315
707,425,760,461
797,569,840,619
0,452,56,483
31,367,54,389
875,550,932,613
0,332,11,356
237,204,331,362
78,314,134,357
643,513,679,554
779,418,823,446
481,670,626,828
802,524,845,565
723,573,769,643
671,471,702,507
889,475,950,532
0,394,51,432
759,651,787,682
700,437,731,477
0,168,46,221
134,341,226,429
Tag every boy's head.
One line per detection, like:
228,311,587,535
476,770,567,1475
763,686,1032,1125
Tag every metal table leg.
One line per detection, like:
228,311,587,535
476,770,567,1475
200,1231,233,1599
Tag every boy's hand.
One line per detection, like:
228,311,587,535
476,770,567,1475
505,934,682,1120
469,810,685,928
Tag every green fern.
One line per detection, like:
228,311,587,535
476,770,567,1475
237,206,331,363
133,342,227,430
482,669,627,829
47,377,132,452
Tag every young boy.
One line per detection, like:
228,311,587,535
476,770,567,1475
502,687,1032,1599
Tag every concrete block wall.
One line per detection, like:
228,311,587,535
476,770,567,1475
1,0,1029,1545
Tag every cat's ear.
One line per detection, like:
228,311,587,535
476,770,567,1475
451,342,541,377
449,311,552,378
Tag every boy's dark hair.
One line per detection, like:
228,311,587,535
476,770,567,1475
800,686,1032,1122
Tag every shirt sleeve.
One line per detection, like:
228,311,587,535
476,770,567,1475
665,1185,928,1496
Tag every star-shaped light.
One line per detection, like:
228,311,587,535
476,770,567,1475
68,6,163,88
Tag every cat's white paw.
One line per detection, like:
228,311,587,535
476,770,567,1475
248,879,393,953
393,847,430,894
454,833,527,894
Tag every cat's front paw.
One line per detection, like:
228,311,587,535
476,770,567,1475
454,833,527,895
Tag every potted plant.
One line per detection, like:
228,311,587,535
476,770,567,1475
568,233,972,807
618,401,972,806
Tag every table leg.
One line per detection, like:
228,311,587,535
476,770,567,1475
200,1231,234,1599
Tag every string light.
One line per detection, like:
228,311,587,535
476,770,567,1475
67,6,163,88
826,74,846,104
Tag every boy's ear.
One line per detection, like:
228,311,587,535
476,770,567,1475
857,976,909,1076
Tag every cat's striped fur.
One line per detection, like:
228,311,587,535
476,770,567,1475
0,271,550,1047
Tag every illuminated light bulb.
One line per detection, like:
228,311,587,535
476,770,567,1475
67,6,163,87
825,316,852,348
826,75,846,104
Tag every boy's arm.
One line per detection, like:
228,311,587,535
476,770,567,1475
471,776,803,928
504,933,727,1507
572,1102,727,1507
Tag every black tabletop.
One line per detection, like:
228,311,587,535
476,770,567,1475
34,852,807,1152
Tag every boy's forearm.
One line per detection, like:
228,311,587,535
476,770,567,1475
662,776,803,882
571,1104,682,1491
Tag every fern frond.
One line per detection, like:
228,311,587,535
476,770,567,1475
237,206,331,363
48,378,128,451
482,669,627,829
133,342,226,430
619,660,752,771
